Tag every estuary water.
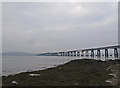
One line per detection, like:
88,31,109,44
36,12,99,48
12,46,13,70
2,56,75,76
2,56,118,76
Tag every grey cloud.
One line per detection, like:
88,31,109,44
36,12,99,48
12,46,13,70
2,2,118,53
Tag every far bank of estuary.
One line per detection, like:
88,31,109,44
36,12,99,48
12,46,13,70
2,58,120,87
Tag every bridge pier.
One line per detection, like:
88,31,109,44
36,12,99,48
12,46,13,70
62,52,65,56
59,52,62,56
85,51,89,57
97,49,101,57
77,51,80,56
60,52,62,56
114,48,118,58
64,52,67,56
74,51,76,56
71,51,73,56
81,51,84,56
67,52,70,56
105,49,108,58
91,50,94,57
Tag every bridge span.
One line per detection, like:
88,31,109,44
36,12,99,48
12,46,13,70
41,45,120,58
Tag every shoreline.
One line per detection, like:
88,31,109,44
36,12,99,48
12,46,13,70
2,57,119,77
2,60,72,77
2,59,120,86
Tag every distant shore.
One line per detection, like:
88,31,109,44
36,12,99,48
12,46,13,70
2,59,120,87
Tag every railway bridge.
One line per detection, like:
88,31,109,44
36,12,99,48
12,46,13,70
41,45,120,58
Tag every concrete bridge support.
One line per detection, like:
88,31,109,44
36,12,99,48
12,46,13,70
81,51,84,56
65,52,67,56
59,52,62,56
62,52,65,56
60,52,62,56
57,53,59,56
67,52,70,56
71,52,73,56
114,48,118,58
105,49,108,58
85,51,89,57
118,48,120,59
74,51,76,56
97,50,101,57
77,52,80,56
91,50,94,57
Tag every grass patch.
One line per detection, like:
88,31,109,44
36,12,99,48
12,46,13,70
2,59,120,86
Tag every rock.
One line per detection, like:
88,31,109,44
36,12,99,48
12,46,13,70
106,80,112,83
59,67,62,70
109,73,116,77
12,81,18,84
29,74,40,76
73,83,79,85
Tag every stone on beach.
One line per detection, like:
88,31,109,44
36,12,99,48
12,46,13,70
12,81,18,84
106,80,112,83
73,83,79,85
109,73,116,78
29,74,40,76
59,67,62,70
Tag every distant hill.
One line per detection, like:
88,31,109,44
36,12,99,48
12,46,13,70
2,52,36,56
36,53,50,56
36,52,58,56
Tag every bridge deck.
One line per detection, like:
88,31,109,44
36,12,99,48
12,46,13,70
82,45,120,51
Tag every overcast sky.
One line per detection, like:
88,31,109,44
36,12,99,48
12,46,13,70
2,2,118,53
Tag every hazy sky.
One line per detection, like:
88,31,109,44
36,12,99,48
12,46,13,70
2,2,118,53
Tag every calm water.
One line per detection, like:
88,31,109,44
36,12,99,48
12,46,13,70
2,56,118,76
2,56,75,76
